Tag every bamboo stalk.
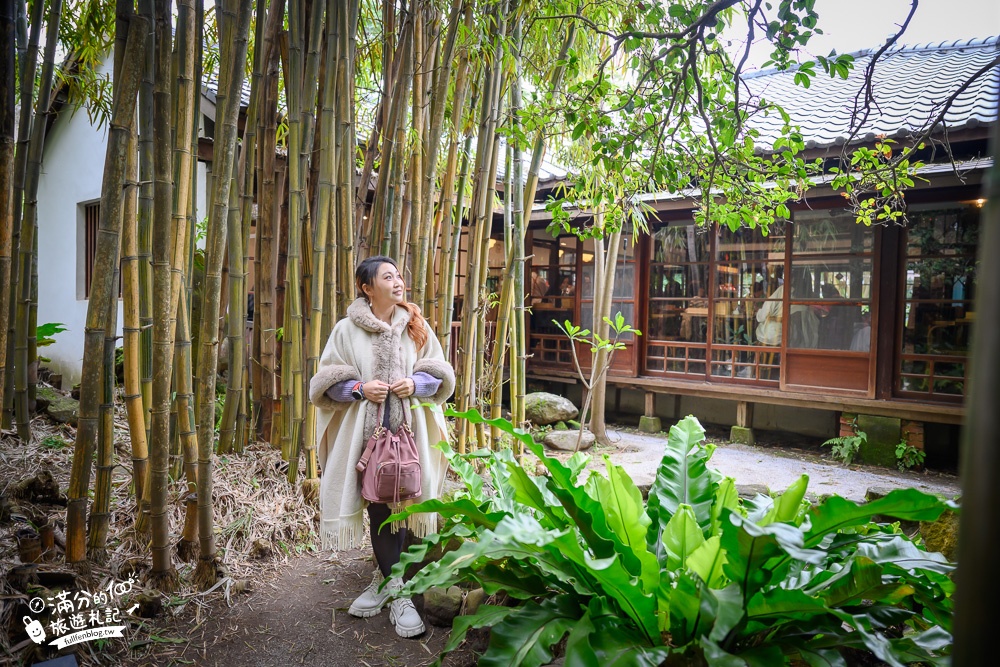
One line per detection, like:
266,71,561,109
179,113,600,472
65,12,145,565
193,0,251,589
148,0,179,590
90,0,138,561
1,0,40,431
0,0,18,423
254,0,284,445
219,0,267,456
13,0,62,443
413,0,463,316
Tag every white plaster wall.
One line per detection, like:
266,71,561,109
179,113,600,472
36,62,117,387
36,65,210,385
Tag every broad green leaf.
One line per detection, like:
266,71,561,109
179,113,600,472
746,587,829,621
802,490,952,548
710,477,740,535
662,504,706,572
646,416,720,555
721,512,824,599
686,535,727,588
761,474,809,526
669,570,714,645
855,535,954,575
437,605,517,665
701,638,750,666
809,556,884,606
564,600,672,667
478,596,580,667
436,441,485,500
589,460,660,592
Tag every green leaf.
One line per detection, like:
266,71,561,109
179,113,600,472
478,596,580,667
710,478,740,535
662,504,706,572
686,535,727,588
760,474,809,526
564,600,672,666
646,416,720,557
437,605,518,664
436,441,485,500
802,490,953,548
589,460,660,592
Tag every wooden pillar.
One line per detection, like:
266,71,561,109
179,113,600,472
638,390,661,433
736,401,754,428
731,400,755,445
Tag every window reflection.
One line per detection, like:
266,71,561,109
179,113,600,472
898,204,977,397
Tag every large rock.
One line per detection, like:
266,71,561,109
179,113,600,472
920,510,959,561
423,585,463,627
524,392,578,425
543,429,595,452
36,386,78,426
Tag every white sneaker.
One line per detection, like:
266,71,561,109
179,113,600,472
348,572,390,618
387,579,425,638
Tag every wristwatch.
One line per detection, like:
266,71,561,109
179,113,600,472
351,381,365,401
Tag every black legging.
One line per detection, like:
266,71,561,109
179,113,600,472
367,502,407,578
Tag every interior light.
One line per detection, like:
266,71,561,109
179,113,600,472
975,198,986,207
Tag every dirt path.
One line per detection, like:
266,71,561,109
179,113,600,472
152,550,478,667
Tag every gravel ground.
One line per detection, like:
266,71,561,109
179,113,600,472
594,427,961,501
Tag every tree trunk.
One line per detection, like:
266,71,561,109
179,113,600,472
588,223,621,445
65,12,145,565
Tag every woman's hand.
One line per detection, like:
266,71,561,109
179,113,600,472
389,377,415,399
362,380,391,403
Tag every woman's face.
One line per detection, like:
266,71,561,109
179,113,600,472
363,262,405,308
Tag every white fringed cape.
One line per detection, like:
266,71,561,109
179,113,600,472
308,298,455,550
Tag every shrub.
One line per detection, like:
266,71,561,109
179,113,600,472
392,410,955,666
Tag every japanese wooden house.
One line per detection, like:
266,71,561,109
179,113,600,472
482,37,998,461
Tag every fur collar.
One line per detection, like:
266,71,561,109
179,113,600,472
346,297,410,335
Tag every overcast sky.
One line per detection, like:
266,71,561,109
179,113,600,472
730,0,1000,70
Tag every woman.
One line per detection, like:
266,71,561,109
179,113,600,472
308,256,455,638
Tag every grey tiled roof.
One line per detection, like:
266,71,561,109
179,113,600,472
742,37,999,150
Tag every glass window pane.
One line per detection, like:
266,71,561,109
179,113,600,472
788,259,872,301
793,209,874,254
651,225,710,263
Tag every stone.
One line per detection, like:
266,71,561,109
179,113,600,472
524,392,579,426
638,415,662,434
856,414,901,468
36,386,78,426
920,510,959,561
423,585,464,627
463,587,486,616
729,425,755,446
553,421,568,431
543,429,595,452
736,483,770,499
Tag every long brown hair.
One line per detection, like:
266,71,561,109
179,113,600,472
355,256,427,350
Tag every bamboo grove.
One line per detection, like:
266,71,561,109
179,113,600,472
0,0,601,590
4,0,990,594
